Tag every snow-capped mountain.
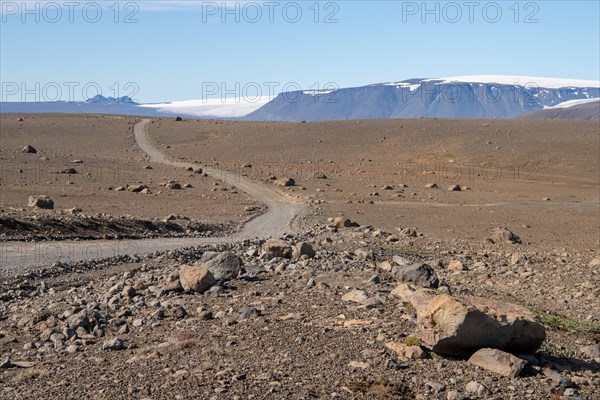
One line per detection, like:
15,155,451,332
245,76,600,121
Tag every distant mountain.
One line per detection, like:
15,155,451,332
0,101,165,116
245,76,600,122
0,97,259,119
3,76,598,121
86,95,137,104
517,98,600,120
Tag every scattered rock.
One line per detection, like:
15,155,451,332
332,216,355,228
262,241,293,259
28,195,54,210
448,184,461,191
588,258,600,267
578,344,600,359
102,338,125,351
385,342,426,360
165,181,182,190
274,178,295,187
173,306,187,319
165,271,183,293
341,289,368,303
467,348,527,377
348,361,370,369
128,184,148,193
447,260,466,271
239,307,261,320
393,263,439,289
465,381,490,396
22,145,37,154
292,242,315,260
198,251,243,281
179,266,216,293
490,228,522,244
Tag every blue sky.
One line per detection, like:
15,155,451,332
1,0,599,102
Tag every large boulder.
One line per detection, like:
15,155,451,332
392,284,545,357
28,195,54,210
262,240,293,259
198,251,243,281
179,266,215,293
393,263,439,289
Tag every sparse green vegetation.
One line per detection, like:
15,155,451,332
533,309,600,333
403,336,420,346
538,341,577,359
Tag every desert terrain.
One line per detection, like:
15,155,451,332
0,114,598,400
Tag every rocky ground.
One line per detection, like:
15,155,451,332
1,220,598,400
1,114,598,399
0,208,235,242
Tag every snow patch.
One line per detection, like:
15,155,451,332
384,82,421,91
139,97,273,118
303,90,335,96
545,98,600,109
424,75,600,89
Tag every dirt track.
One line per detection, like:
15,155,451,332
0,120,305,272
133,119,305,240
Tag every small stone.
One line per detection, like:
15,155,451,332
465,381,490,396
332,216,354,228
274,177,295,187
262,241,293,259
579,344,600,359
348,361,370,369
102,338,125,351
385,342,425,360
22,145,37,154
28,195,54,210
447,260,466,271
341,289,368,303
239,307,261,320
293,242,315,259
122,286,136,298
490,227,521,244
173,306,187,319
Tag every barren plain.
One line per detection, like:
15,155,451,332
0,114,598,400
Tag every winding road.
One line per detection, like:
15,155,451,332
0,120,304,272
